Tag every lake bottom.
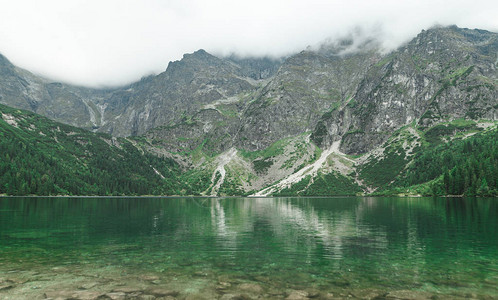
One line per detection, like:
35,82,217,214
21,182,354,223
0,197,496,299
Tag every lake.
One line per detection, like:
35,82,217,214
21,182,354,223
0,197,496,299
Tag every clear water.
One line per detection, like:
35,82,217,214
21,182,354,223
0,197,496,299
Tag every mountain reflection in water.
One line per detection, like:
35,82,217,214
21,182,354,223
0,197,496,299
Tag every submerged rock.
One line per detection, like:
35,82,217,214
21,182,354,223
43,290,104,300
305,289,320,298
0,284,14,291
219,294,251,300
386,290,433,299
184,294,210,300
285,290,309,300
147,288,179,297
111,286,144,293
216,281,232,290
74,291,106,300
350,289,385,299
193,271,209,277
78,282,99,290
105,292,127,300
238,283,263,294
141,275,160,281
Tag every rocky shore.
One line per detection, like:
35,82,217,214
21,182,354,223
0,266,493,300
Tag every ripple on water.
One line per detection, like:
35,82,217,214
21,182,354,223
0,196,497,299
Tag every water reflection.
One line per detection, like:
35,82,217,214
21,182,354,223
0,197,496,296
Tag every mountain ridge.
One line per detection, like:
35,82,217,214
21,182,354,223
1,25,497,196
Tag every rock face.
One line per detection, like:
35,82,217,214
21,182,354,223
312,26,498,154
99,49,261,136
0,26,497,157
236,47,380,151
0,49,281,138
0,53,110,130
226,55,282,80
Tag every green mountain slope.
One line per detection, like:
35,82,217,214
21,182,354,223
0,26,497,197
379,125,498,196
269,121,497,197
0,104,187,196
1,102,496,197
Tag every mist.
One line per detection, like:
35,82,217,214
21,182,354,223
0,0,497,87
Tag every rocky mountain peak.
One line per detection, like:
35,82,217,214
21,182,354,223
313,25,498,155
0,25,495,157
0,53,13,67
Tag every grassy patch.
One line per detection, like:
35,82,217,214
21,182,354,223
424,120,478,144
273,175,311,196
303,173,362,196
239,136,297,160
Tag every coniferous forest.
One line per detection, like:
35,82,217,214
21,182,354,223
1,103,497,196
400,129,498,196
0,104,213,196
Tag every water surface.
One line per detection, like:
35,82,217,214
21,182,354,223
0,197,496,299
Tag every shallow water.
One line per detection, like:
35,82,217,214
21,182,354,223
0,197,496,299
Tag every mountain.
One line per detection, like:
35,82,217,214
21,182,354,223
0,25,497,196
0,50,282,137
0,53,111,130
313,26,498,155
0,103,214,196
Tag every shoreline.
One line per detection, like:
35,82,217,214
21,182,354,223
0,194,488,198
0,263,493,300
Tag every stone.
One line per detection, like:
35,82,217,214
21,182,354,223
254,276,270,283
112,286,143,293
267,289,285,297
321,293,336,300
0,284,14,291
74,291,105,300
306,289,320,298
106,292,127,300
44,290,104,300
141,275,160,281
218,275,239,284
0,278,14,284
193,271,208,277
42,290,77,299
351,289,385,300
386,290,433,299
219,294,251,300
465,293,478,299
216,281,232,290
78,282,98,290
238,283,263,294
148,288,179,297
185,294,209,300
285,290,309,300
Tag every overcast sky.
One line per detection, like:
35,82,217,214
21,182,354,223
0,0,497,87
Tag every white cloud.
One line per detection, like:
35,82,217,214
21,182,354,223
0,0,496,87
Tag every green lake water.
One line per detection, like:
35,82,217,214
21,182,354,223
0,197,496,299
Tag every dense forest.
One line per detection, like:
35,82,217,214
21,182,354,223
383,128,498,196
1,104,497,197
0,104,211,196
402,129,497,196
